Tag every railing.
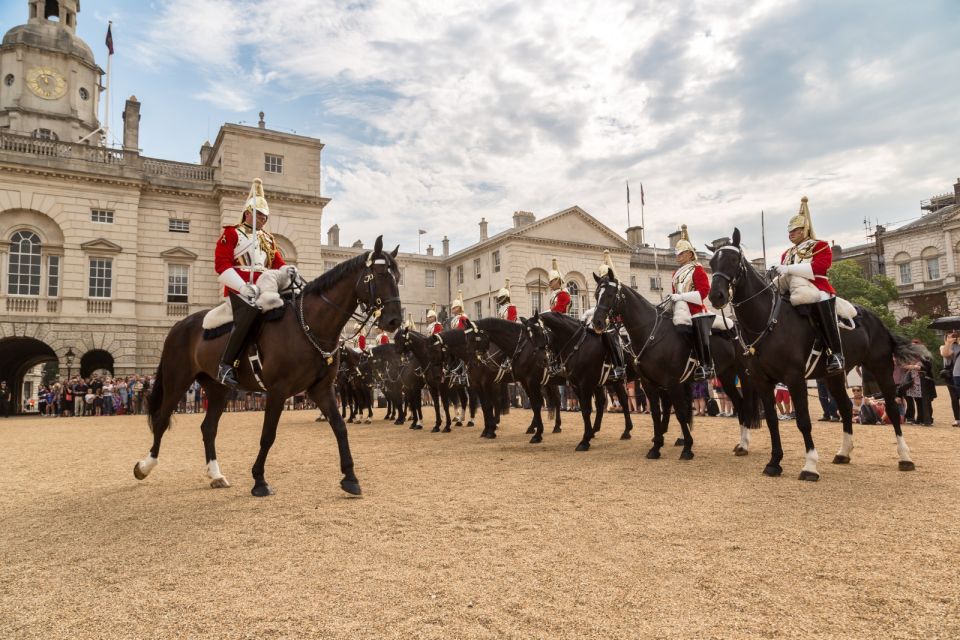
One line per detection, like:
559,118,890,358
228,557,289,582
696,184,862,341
166,303,189,317
46,299,59,313
144,158,214,181
87,299,112,314
0,131,125,164
6,297,38,312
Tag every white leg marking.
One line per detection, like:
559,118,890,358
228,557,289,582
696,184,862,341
138,454,158,477
739,425,751,451
207,459,231,488
802,448,820,475
897,435,912,463
837,432,854,458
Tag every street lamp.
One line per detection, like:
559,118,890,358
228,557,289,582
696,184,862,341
64,347,75,380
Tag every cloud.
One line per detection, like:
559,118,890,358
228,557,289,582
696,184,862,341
137,0,960,262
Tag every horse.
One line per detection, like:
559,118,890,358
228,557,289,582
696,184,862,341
430,325,504,438
707,228,925,480
370,343,405,422
394,327,453,432
590,273,758,460
338,345,374,424
133,236,402,496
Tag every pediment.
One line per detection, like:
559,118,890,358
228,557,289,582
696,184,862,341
514,206,633,249
160,246,199,260
80,238,123,254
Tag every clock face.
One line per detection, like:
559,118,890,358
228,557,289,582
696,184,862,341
26,67,67,100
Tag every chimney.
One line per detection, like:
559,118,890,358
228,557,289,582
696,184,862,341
667,227,683,250
626,225,644,248
442,235,449,257
955,178,960,203
199,140,213,165
352,239,363,249
121,96,140,153
327,224,340,247
479,218,488,241
513,211,536,228
426,244,434,256
258,111,266,129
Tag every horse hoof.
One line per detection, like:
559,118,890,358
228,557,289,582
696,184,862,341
832,455,851,464
455,421,463,427
209,477,231,489
364,418,372,424
552,427,562,434
646,449,661,459
133,462,146,480
467,420,475,427
679,450,694,461
620,432,631,440
530,435,543,444
411,424,423,430
733,446,749,457
674,438,685,447
763,464,782,477
431,426,440,433
575,443,590,452
442,427,451,433
394,420,404,426
525,426,536,434
315,417,325,422
798,470,820,482
899,461,916,471
251,483,275,497
340,478,362,496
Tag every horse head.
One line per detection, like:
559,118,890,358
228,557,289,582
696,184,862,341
708,227,742,309
362,236,402,332
521,313,550,352
591,272,621,334
460,319,491,360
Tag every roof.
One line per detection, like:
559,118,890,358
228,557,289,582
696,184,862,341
885,203,960,236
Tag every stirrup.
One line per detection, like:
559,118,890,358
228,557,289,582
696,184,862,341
218,363,239,388
612,366,625,381
825,354,844,375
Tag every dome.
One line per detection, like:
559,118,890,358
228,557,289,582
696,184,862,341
2,21,96,67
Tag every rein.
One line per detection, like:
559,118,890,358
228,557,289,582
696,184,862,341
599,280,670,363
713,245,780,356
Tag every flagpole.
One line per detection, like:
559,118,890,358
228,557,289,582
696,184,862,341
640,182,646,246
103,21,112,147
626,180,631,229
653,244,662,302
761,209,767,268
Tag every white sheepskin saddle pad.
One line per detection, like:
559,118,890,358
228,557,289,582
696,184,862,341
202,269,292,330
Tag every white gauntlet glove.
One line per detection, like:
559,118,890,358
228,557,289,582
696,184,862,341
239,283,260,303
670,293,683,302
284,265,299,279
776,263,815,280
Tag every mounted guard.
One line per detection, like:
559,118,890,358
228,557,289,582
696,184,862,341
775,197,843,375
497,279,518,321
426,303,443,334
450,290,470,329
594,251,626,381
214,178,297,388
548,258,571,313
669,225,715,381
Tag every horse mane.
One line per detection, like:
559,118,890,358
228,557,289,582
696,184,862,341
437,329,467,348
303,253,371,296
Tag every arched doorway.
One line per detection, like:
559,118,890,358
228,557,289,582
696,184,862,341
80,349,114,378
0,337,58,415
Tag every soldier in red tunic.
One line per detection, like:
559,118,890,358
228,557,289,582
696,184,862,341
496,279,518,321
374,326,390,346
669,225,715,380
449,290,469,329
547,258,571,313
426,303,443,334
214,178,293,387
776,196,844,374
594,251,626,381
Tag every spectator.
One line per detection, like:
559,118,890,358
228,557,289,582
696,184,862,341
691,379,708,417
0,381,11,417
816,379,839,422
939,330,960,427
775,383,793,420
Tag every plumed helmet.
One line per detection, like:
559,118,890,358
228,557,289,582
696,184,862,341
497,278,511,301
674,224,695,257
594,250,617,279
451,289,464,311
426,302,437,320
548,257,564,283
243,178,270,219
787,196,816,239
405,313,415,330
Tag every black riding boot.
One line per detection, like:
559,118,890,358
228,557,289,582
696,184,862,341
690,313,716,381
218,294,260,388
602,330,626,381
813,297,845,375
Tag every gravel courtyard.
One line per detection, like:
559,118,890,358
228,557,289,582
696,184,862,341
1,400,958,639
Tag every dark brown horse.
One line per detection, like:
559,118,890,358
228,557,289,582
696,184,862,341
133,237,402,496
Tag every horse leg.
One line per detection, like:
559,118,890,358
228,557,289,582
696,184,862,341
669,386,695,460
547,384,562,433
478,387,495,439
134,363,193,481
592,387,605,434
615,382,633,440
875,367,915,471
309,381,362,496
249,393,286,497
455,388,465,426
528,382,545,444
441,385,452,432
827,374,855,465
364,388,373,424
721,367,751,456
199,379,231,488
788,381,819,481
575,386,593,451
644,386,664,459
754,381,783,476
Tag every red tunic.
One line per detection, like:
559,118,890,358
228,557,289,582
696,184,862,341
672,264,710,315
500,304,518,321
453,315,469,330
214,225,285,297
357,335,366,351
378,334,389,345
430,322,443,335
550,290,571,313
780,239,836,294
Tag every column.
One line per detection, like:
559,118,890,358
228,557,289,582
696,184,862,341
944,230,956,283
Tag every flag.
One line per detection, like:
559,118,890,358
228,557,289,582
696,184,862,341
418,229,427,235
626,181,630,204
105,23,114,55
640,183,645,206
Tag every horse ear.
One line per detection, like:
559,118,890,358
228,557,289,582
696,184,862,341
704,244,715,254
593,272,601,283
391,245,399,258
732,228,741,246
373,235,384,255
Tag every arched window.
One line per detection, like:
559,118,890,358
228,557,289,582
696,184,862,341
566,281,580,318
893,251,912,285
32,128,58,141
921,246,941,281
8,231,42,295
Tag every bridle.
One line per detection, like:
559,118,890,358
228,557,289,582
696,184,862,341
710,244,781,356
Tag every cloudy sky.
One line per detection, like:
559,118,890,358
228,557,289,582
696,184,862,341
4,0,958,261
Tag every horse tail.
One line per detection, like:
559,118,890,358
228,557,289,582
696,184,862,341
890,331,931,363
685,380,695,428
146,362,168,434
738,370,763,430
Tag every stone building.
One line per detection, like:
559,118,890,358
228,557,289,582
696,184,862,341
0,1,329,409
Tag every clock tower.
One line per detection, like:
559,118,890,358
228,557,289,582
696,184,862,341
0,0,102,143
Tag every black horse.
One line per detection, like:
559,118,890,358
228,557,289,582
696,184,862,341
590,273,758,460
370,343,405,422
135,237,402,496
708,229,925,480
430,325,505,438
337,345,374,424
394,327,454,432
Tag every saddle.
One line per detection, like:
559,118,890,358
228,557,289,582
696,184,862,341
201,303,287,341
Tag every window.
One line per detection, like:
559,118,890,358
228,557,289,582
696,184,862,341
425,269,436,288
630,275,638,289
7,231,41,296
47,255,60,297
264,154,283,174
649,276,662,291
4,74,13,87
324,261,337,272
168,219,190,233
167,264,188,303
91,209,114,223
88,258,112,298
474,258,481,279
79,87,89,100
926,258,940,280
898,263,912,284
475,300,483,319
456,265,464,284
492,250,501,273
32,128,58,141
398,267,405,286
566,281,580,318
530,291,542,314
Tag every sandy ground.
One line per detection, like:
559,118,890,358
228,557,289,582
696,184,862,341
1,397,959,640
